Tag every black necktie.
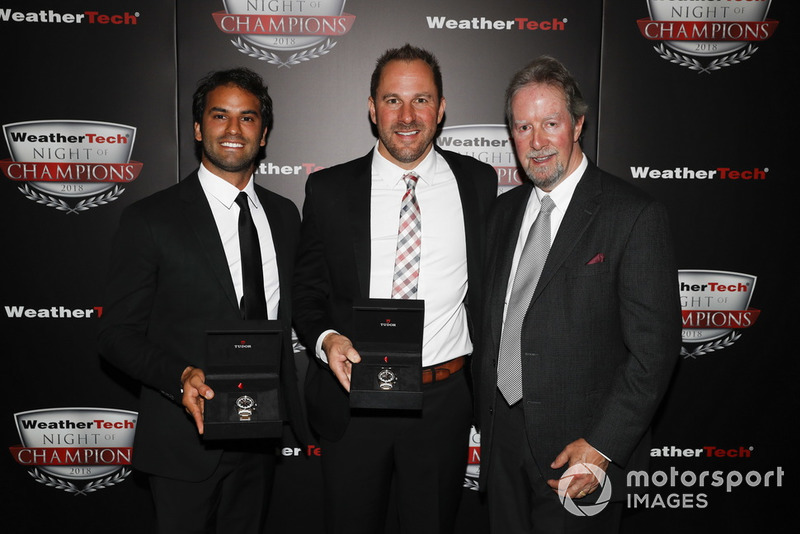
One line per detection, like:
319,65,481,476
235,192,267,320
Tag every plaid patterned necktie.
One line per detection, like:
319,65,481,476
497,195,555,405
391,172,421,299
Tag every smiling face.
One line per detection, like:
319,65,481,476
510,83,584,192
194,84,267,188
368,59,446,170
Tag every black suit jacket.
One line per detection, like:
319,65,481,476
98,171,307,482
476,161,681,494
293,147,497,441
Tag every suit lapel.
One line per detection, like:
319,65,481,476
489,183,533,345
346,153,374,298
532,162,602,303
179,173,240,313
256,188,289,321
440,148,480,289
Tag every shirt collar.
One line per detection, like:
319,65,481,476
534,152,587,211
371,142,438,187
197,162,260,210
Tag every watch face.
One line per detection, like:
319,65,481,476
378,367,396,390
236,395,255,410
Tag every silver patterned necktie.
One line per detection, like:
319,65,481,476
391,172,422,299
497,195,555,405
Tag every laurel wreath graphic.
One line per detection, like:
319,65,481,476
28,467,132,496
18,183,125,214
654,43,758,74
681,331,742,359
231,36,337,68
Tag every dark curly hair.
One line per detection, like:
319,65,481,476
192,67,273,133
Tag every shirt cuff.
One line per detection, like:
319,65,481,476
594,446,611,463
315,329,339,364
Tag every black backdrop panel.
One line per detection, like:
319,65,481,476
599,1,796,531
1,1,175,532
1,0,793,531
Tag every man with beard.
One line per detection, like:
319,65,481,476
98,68,307,533
475,56,680,533
293,44,496,533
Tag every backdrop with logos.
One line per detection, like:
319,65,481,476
1,0,795,532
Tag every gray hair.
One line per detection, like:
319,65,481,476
504,56,588,127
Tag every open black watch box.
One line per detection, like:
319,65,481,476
203,320,283,440
349,298,424,410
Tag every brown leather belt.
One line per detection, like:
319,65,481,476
421,356,465,385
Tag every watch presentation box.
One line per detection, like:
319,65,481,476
349,298,424,410
202,320,283,440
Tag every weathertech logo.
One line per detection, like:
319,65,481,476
638,0,778,73
651,445,754,459
426,16,567,32
1,120,143,214
0,9,139,24
630,166,768,181
212,0,355,68
4,305,102,319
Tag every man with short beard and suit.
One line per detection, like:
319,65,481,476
476,56,680,533
293,44,496,533
98,67,307,534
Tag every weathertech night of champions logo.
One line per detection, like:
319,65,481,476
438,125,520,195
213,0,356,68
465,426,480,490
638,0,778,73
9,408,137,495
1,120,142,214
680,270,760,358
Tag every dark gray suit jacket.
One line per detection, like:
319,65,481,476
98,172,307,481
293,147,497,441
476,161,680,494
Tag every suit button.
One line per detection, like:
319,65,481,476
488,407,494,415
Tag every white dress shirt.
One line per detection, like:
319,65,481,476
197,163,280,320
316,145,472,366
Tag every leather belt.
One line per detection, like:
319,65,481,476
421,356,465,385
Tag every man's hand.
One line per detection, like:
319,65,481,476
321,333,361,392
547,438,609,499
180,366,214,434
